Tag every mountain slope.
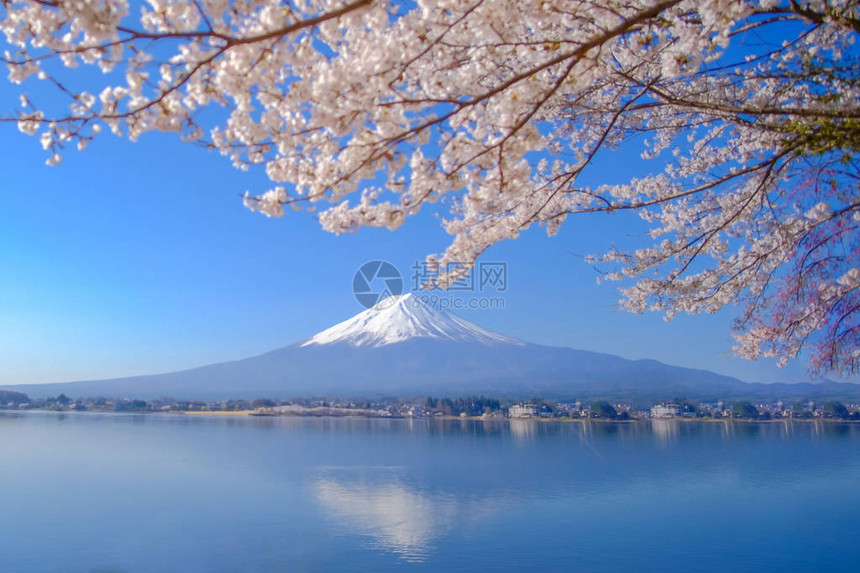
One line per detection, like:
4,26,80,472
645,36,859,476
5,294,859,400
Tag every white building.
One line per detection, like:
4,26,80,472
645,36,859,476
651,404,681,418
406,406,427,418
509,404,539,418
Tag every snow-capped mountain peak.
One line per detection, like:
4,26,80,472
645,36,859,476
300,293,522,348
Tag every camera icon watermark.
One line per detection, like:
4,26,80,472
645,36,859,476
352,259,508,310
352,260,404,309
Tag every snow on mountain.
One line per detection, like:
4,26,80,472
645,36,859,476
301,293,523,348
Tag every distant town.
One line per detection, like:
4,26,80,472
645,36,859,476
2,389,858,421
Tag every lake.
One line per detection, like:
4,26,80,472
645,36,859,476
1,412,858,572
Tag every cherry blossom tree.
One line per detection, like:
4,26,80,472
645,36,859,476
1,0,857,374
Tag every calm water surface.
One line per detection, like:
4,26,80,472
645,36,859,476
1,412,858,572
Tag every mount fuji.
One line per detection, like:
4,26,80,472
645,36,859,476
2,294,830,401
301,293,522,348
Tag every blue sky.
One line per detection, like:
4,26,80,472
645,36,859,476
2,61,851,387
1,119,836,388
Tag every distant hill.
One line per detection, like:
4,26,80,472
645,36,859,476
4,294,860,402
0,389,30,405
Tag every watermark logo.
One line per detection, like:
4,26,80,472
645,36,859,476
409,293,506,311
353,259,508,311
353,260,403,309
479,262,508,291
410,261,508,292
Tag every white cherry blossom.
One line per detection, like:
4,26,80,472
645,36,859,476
1,0,857,373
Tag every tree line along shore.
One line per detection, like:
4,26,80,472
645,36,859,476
2,390,858,422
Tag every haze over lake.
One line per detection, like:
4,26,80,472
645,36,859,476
2,412,858,572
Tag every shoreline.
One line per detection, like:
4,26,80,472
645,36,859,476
170,410,859,423
3,409,858,423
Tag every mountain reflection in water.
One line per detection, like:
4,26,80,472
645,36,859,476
312,466,493,563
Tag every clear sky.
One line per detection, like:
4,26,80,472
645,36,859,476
0,86,847,387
